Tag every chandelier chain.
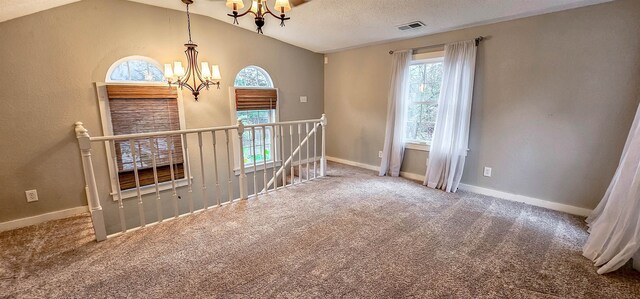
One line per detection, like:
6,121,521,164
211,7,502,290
186,3,192,43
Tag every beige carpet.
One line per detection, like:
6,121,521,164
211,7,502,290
1,162,639,298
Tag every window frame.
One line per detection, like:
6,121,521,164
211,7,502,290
233,65,274,88
405,50,445,152
95,82,189,201
105,56,165,84
228,86,281,175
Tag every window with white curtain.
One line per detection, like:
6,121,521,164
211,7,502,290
405,51,444,149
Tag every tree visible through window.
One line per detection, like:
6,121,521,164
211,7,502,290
234,66,273,88
108,57,164,82
234,66,276,166
406,58,444,143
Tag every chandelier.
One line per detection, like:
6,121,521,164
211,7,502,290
164,0,221,101
226,0,292,34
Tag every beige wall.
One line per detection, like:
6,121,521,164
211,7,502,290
0,0,324,223
325,0,640,209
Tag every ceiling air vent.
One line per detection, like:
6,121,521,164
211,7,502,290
398,21,426,31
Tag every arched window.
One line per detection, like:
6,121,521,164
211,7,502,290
106,56,164,83
231,66,278,168
234,65,274,88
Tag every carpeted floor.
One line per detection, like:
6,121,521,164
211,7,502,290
1,162,639,298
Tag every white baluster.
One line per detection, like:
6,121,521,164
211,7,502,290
313,122,318,179
272,124,277,191
298,123,302,183
252,127,257,196
320,114,327,177
211,131,221,206
74,122,107,241
128,139,146,227
262,126,268,194
237,119,248,200
305,123,310,182
290,125,294,185
225,130,233,203
281,125,286,188
182,134,194,214
168,136,179,218
149,138,162,223
198,132,208,210
109,141,127,233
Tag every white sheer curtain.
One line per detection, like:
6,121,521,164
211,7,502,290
379,50,412,177
583,104,640,274
424,40,477,192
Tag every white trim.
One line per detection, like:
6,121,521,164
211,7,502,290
228,86,280,172
399,171,425,181
412,50,445,61
0,206,89,232
457,184,593,217
94,82,189,202
405,142,430,152
326,156,593,217
234,161,282,176
110,179,190,200
326,156,379,172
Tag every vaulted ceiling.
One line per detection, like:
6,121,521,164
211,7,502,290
1,0,612,53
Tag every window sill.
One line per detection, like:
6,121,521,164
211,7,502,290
234,161,282,176
405,142,430,152
110,178,190,201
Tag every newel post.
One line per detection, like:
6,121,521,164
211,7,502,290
74,122,107,241
320,114,327,177
237,119,248,200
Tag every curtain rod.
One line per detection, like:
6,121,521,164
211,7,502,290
389,36,484,55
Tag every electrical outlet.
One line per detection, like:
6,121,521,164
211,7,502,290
378,151,383,158
300,96,308,103
25,189,38,202
483,167,492,177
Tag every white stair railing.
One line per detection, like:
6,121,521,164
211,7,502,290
263,114,327,191
74,115,327,241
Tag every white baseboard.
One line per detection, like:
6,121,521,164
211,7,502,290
326,156,426,181
399,171,425,182
326,156,379,172
0,206,89,232
326,156,592,217
458,184,592,217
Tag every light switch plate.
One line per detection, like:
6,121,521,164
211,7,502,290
300,96,308,103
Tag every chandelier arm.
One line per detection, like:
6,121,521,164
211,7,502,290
180,81,196,94
186,47,204,89
262,3,285,20
227,6,258,19
181,49,193,87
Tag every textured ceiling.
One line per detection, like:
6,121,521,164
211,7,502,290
1,0,612,53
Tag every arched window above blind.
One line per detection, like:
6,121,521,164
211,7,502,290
234,66,274,88
106,56,164,83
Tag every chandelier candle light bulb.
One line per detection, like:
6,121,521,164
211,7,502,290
227,0,292,33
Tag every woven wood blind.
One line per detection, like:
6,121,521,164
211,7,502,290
107,85,185,190
235,88,277,111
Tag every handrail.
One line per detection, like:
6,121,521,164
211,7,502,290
75,114,326,242
88,118,323,142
